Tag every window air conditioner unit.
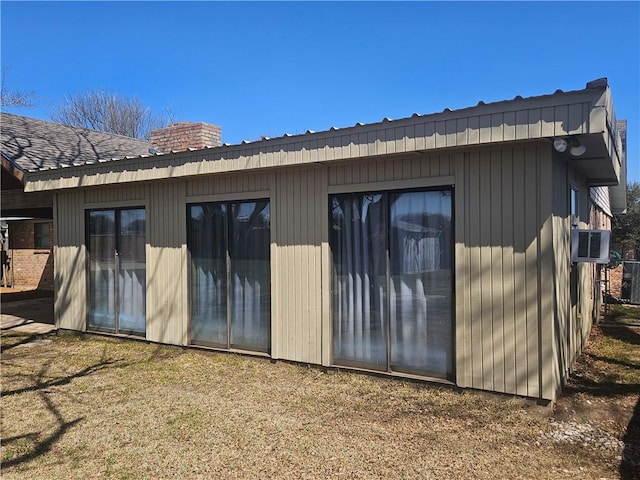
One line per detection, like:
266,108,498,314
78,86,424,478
571,229,611,264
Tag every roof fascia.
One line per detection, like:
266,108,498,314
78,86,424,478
1,153,25,183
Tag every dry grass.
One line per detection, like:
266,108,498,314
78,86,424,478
553,324,640,479
1,327,635,480
604,304,640,325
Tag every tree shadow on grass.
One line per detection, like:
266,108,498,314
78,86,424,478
600,324,640,345
1,332,47,351
2,390,83,468
1,344,126,469
562,325,640,399
2,355,123,397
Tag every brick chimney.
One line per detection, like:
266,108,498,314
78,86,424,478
150,122,222,153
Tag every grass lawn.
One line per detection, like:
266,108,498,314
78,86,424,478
603,303,640,325
1,324,638,479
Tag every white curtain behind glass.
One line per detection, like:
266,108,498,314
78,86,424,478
88,211,116,329
389,191,452,375
331,195,386,367
331,190,453,378
189,204,227,345
118,209,146,334
230,201,270,352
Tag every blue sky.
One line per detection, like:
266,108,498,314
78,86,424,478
2,1,639,182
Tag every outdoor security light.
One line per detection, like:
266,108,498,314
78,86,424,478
553,138,568,153
568,139,586,157
553,137,586,157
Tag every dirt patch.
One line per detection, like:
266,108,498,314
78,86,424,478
552,324,640,479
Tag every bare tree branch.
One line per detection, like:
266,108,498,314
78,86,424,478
50,90,171,140
1,67,39,108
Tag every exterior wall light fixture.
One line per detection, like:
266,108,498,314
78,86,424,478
553,137,586,157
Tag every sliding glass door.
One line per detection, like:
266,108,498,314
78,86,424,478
330,189,453,379
188,203,228,346
87,208,146,335
87,210,116,330
330,194,388,369
188,200,271,353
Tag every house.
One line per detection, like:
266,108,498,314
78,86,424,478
0,113,220,289
20,79,627,402
0,113,153,288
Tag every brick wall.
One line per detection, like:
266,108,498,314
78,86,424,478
609,264,623,298
10,222,36,249
151,122,222,154
6,221,54,290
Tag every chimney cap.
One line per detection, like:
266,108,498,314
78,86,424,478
586,78,608,89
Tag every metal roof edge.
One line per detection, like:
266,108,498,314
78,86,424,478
21,81,607,173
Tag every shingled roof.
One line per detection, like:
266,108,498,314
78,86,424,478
0,112,152,176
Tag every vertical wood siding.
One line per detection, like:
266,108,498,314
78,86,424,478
186,172,269,197
328,154,453,186
272,168,324,364
456,145,546,398
538,149,555,400
84,184,145,204
52,142,580,400
550,157,571,397
54,191,87,330
549,163,599,399
146,181,187,345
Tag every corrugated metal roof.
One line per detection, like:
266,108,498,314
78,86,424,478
17,79,612,175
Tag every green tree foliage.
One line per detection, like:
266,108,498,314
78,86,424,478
612,181,640,256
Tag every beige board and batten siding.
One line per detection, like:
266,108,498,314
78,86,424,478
549,158,597,399
84,184,146,205
456,143,553,399
147,181,187,345
272,168,325,364
52,143,557,400
54,190,86,330
550,156,573,396
186,172,270,197
568,169,597,358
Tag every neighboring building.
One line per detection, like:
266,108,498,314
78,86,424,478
21,79,626,402
0,113,220,289
0,113,152,289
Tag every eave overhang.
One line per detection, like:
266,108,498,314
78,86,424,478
22,81,626,195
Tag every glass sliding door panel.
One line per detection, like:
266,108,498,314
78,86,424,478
188,204,228,346
88,210,116,330
229,201,270,352
330,194,387,369
389,190,453,377
118,209,146,334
